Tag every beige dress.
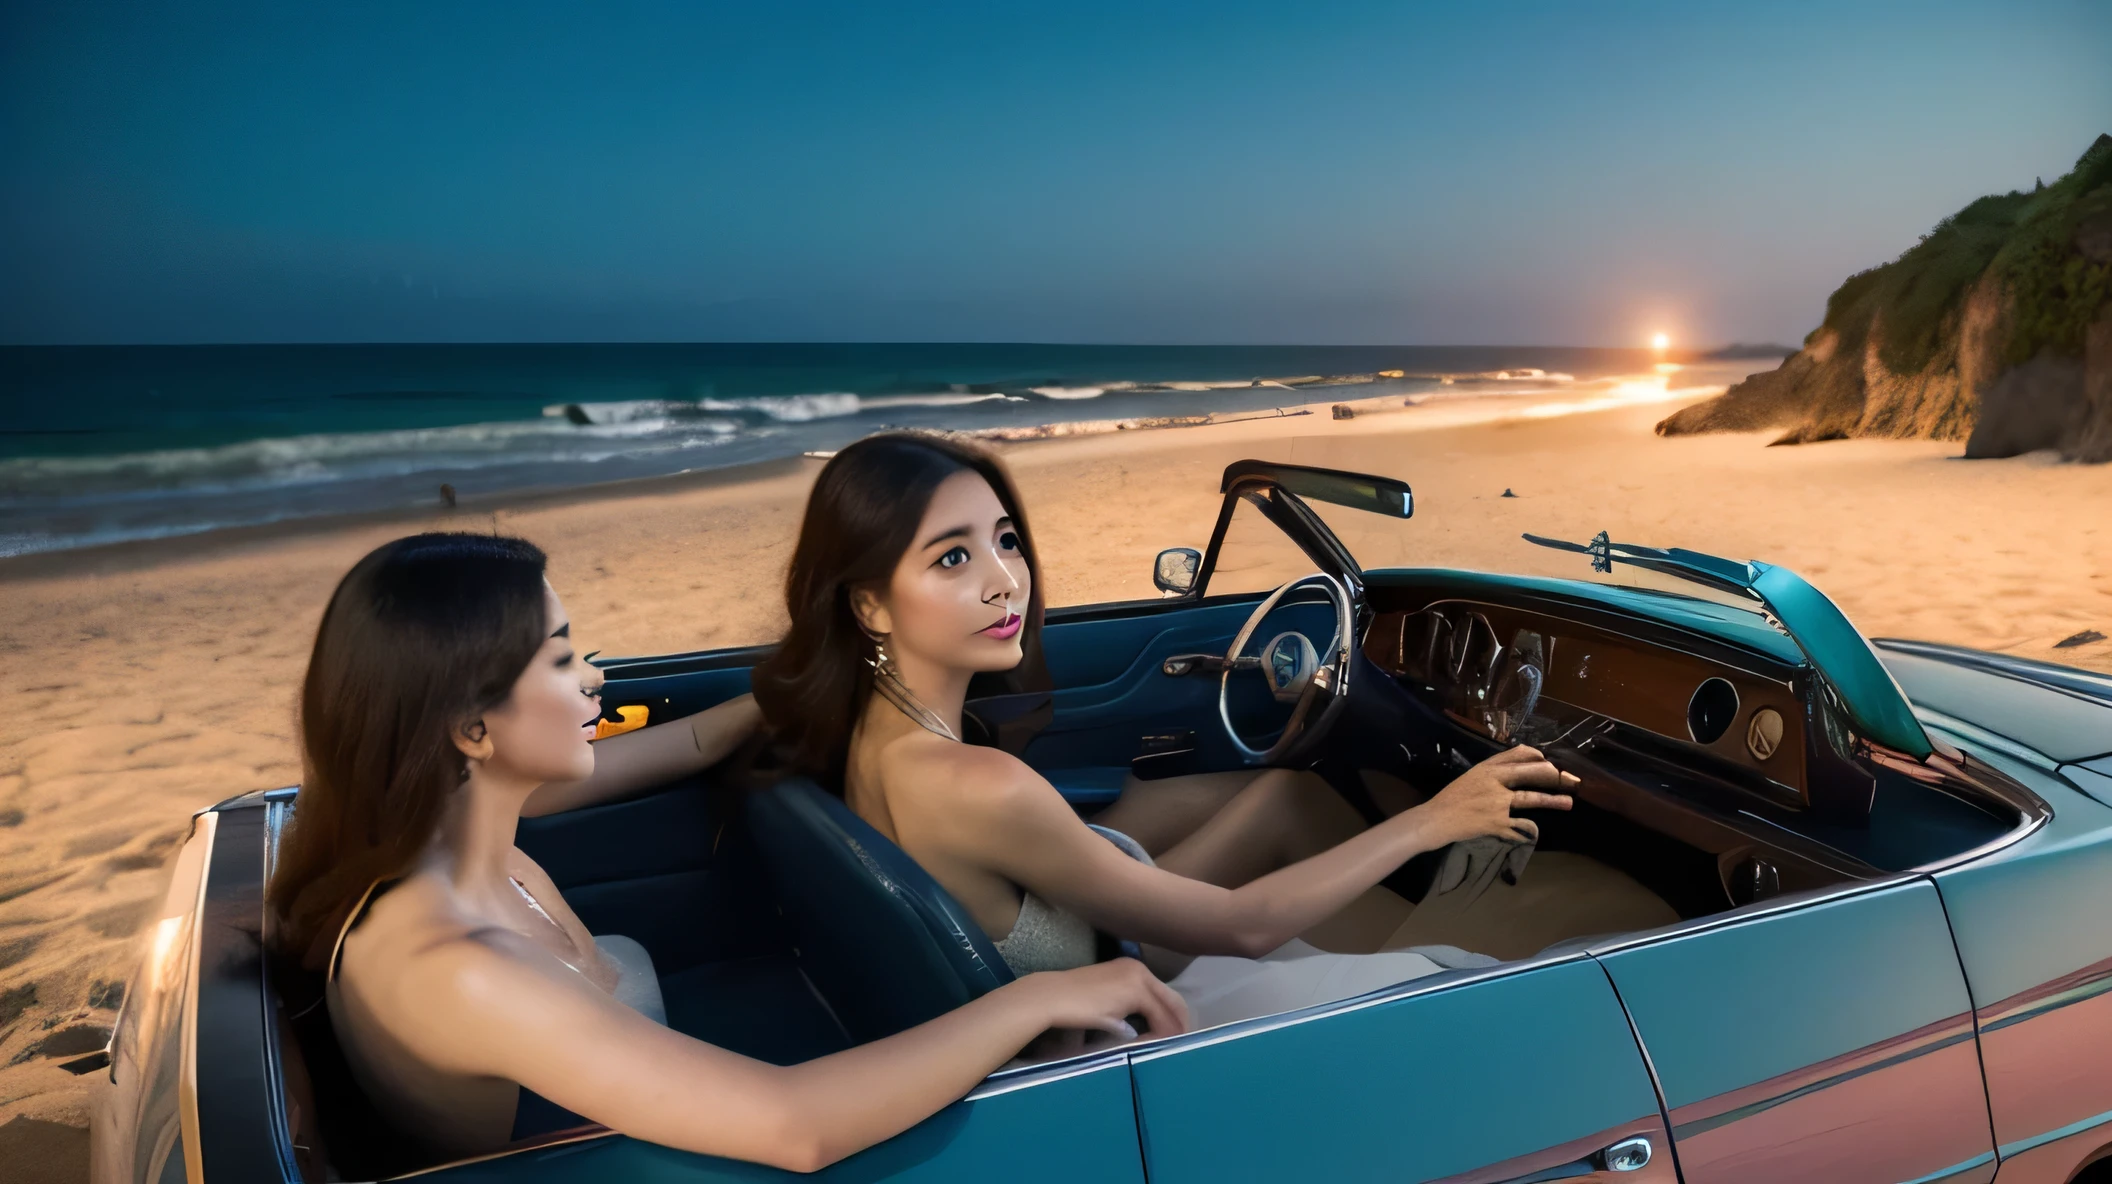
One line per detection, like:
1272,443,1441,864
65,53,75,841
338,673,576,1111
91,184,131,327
991,829,1492,1030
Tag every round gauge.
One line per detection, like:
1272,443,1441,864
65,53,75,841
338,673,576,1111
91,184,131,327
1687,677,1741,745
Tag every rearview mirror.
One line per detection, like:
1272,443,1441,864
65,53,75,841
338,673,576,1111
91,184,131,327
1154,548,1201,596
1220,460,1412,518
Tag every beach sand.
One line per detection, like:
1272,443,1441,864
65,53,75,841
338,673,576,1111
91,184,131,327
3,387,2109,1172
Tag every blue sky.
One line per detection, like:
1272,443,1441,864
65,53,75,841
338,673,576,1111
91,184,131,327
3,1,2107,346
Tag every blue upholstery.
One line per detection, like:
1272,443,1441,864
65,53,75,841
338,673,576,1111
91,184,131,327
746,777,1016,1044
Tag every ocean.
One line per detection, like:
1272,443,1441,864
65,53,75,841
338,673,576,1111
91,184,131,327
0,343,1703,557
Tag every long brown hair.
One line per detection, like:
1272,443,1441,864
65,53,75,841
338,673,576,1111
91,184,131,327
750,432,1047,788
269,532,551,970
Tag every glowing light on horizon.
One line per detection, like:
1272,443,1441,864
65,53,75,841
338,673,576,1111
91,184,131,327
1651,332,1670,351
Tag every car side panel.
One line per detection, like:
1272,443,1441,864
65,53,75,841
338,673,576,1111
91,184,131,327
1129,959,1675,1184
1928,749,2112,1183
421,1056,1146,1183
89,812,215,1184
1597,880,1996,1184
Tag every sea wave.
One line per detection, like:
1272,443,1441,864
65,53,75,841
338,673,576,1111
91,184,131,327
853,392,1024,412
699,392,864,421
543,389,1029,427
0,414,744,499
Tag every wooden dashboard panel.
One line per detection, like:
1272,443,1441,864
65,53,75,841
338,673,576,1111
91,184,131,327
1368,601,1809,799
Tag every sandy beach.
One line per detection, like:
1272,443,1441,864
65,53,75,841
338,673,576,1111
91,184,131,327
4,384,2110,1166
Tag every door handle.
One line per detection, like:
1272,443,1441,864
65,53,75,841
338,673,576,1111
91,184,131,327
1161,653,1260,677
1493,1136,1653,1183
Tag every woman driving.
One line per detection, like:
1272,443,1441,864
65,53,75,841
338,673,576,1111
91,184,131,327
267,532,1186,1167
749,433,1587,1027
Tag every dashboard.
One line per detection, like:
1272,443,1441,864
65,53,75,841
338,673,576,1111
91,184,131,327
1365,600,1810,805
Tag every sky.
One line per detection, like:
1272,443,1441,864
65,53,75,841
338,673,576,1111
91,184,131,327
2,1,2107,347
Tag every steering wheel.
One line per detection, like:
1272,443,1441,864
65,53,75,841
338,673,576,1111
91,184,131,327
1219,572,1356,765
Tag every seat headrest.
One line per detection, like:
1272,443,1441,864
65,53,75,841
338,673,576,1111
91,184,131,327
746,777,1014,1044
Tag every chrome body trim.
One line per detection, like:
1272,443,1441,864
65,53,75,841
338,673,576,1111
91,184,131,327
384,1128,621,1180
176,809,218,1184
1125,949,1598,1063
257,802,302,1183
970,1049,1133,1100
1998,1105,2112,1161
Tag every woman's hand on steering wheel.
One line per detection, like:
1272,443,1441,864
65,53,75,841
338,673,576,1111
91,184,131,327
1418,745,1578,846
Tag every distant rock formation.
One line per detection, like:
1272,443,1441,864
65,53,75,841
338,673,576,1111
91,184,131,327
1659,134,2112,462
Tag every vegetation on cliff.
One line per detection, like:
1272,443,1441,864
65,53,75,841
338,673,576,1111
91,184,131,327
1660,134,2112,461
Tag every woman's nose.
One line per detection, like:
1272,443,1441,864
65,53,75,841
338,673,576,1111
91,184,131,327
986,552,1022,596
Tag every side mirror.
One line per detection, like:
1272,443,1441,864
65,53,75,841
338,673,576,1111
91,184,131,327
1154,547,1201,596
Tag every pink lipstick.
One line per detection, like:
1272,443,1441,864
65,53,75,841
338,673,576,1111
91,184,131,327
981,612,1023,640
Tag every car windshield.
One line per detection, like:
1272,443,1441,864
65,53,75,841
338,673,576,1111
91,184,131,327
1267,434,1768,615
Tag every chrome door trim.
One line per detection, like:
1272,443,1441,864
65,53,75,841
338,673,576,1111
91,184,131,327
971,1049,1133,1100
175,809,218,1184
257,800,305,1183
1124,949,1601,1063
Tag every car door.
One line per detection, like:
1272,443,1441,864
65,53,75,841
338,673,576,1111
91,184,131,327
1024,473,1351,804
1129,956,1675,1184
1028,594,1336,802
425,1053,1147,1183
1595,880,1998,1184
1925,750,2112,1184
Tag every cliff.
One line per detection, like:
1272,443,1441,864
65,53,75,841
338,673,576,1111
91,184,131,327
1658,134,2112,462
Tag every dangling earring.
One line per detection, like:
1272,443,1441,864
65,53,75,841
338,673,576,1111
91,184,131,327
869,632,899,679
863,629,961,742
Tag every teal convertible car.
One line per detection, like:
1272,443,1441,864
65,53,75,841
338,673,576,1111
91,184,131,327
94,460,2112,1184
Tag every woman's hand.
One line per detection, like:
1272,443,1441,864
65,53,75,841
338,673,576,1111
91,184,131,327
1010,957,1191,1041
1416,745,1577,846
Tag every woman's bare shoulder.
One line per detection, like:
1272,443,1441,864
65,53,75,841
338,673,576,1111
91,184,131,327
334,875,635,1082
339,874,553,1008
876,733,1064,825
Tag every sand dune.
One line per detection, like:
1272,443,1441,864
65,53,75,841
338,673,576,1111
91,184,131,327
2,388,2108,1167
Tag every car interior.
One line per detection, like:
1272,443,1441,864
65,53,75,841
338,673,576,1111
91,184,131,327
265,462,2047,1180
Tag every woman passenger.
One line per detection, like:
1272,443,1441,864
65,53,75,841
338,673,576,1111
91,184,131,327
268,532,1185,1167
749,433,1582,1028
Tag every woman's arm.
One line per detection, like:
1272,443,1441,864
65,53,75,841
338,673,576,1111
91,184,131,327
381,935,1185,1171
933,746,1575,958
523,694,763,817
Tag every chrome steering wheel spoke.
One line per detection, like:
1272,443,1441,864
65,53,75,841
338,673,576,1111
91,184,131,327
1219,572,1355,765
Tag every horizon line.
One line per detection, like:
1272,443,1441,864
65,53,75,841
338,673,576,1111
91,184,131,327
0,339,1798,352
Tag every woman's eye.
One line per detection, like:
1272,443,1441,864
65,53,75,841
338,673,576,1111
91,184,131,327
998,531,1021,553
937,545,970,569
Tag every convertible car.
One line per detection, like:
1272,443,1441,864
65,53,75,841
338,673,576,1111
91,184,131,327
91,459,2112,1184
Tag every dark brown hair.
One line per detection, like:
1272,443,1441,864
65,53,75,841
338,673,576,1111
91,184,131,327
751,432,1046,787
269,532,551,970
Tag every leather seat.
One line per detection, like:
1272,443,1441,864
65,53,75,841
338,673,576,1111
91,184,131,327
746,777,1015,1044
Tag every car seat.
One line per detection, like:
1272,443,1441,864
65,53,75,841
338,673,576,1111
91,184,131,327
746,777,1016,1044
